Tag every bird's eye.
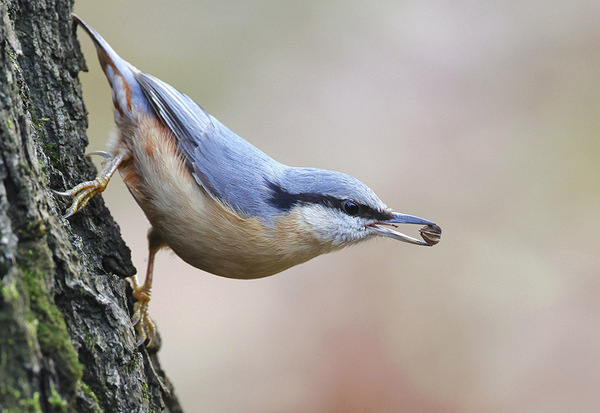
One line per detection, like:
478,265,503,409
341,200,360,216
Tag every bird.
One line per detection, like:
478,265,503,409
57,15,441,347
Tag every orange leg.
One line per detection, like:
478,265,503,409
129,227,165,347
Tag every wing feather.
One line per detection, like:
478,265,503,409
134,72,285,223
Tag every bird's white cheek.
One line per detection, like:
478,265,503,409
299,205,368,247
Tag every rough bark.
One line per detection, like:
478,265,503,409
0,1,182,412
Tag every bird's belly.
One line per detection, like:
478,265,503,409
138,188,325,279
118,115,331,279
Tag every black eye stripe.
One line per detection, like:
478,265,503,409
267,181,393,221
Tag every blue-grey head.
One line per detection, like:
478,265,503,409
266,167,441,250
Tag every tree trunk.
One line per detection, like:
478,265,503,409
0,1,182,411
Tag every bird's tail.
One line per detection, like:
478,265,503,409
73,14,151,120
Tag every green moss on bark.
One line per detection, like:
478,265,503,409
17,242,83,394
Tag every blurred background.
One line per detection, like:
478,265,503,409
73,1,600,412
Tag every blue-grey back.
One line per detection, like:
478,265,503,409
135,72,290,222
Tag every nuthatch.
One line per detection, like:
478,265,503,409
58,15,441,347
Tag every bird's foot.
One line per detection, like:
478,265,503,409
129,276,157,348
53,176,111,218
54,152,123,218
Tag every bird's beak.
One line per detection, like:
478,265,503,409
368,213,441,246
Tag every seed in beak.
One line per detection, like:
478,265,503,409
419,224,442,245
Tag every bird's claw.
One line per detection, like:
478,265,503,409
129,276,157,348
86,150,113,159
53,176,110,218
132,301,157,348
53,151,124,218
